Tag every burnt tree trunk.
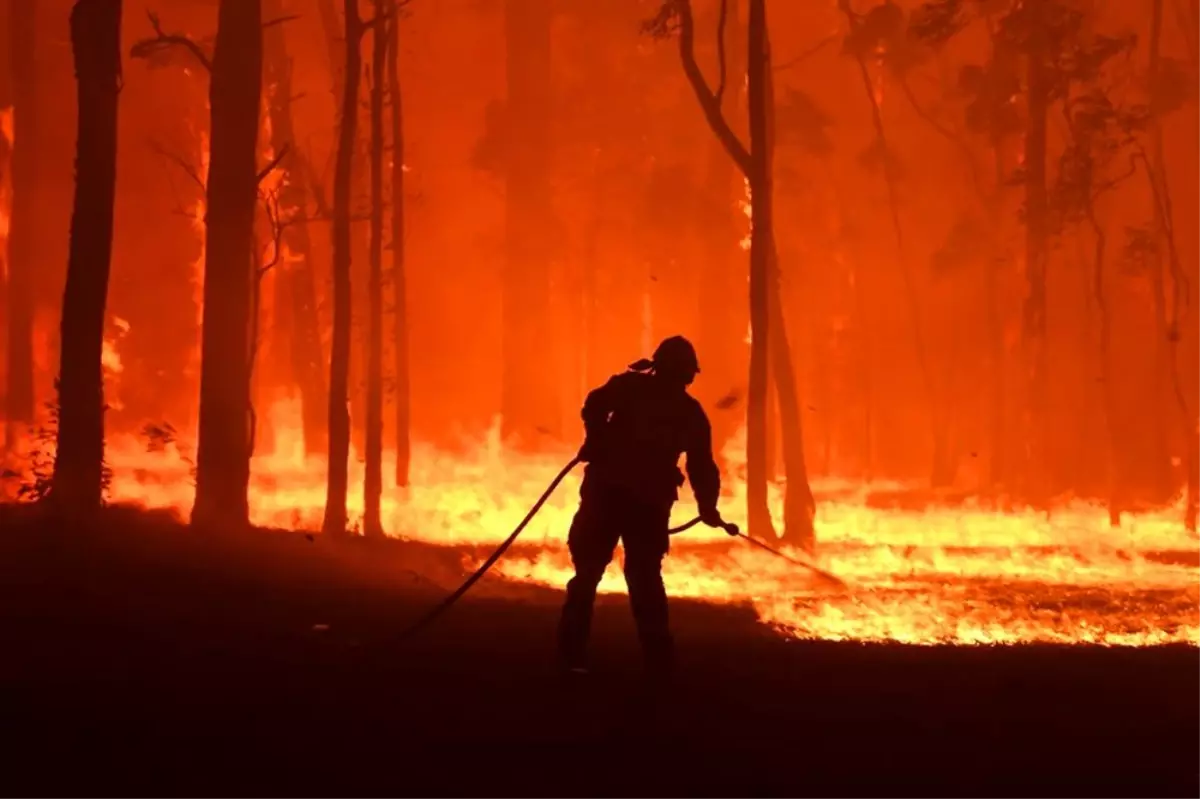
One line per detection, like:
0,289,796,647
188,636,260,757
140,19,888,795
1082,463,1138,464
362,4,386,537
674,0,819,543
501,0,559,448
321,0,361,536
4,0,35,452
762,26,815,549
1022,12,1050,509
389,10,410,488
744,0,774,540
1147,0,1173,500
1087,212,1120,526
986,140,1008,494
50,0,122,512
264,0,328,457
1147,0,1197,531
191,0,263,530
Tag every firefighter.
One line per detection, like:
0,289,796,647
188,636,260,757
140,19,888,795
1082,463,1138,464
558,335,728,680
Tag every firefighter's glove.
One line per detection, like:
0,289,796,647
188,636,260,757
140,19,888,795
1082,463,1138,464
700,507,727,531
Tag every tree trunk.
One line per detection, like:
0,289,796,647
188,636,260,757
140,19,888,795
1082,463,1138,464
745,0,774,540
1148,0,1197,531
49,0,121,512
321,0,360,536
191,0,263,530
362,5,386,537
1086,213,1120,526
697,81,747,474
316,0,345,108
4,0,35,452
389,11,411,489
1022,11,1050,509
762,24,815,549
1144,0,1172,499
986,141,1008,495
264,0,328,457
501,0,559,448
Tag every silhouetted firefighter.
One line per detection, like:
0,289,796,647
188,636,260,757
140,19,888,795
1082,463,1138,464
559,336,726,680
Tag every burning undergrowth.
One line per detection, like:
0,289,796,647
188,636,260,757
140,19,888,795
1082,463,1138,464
2,399,1195,648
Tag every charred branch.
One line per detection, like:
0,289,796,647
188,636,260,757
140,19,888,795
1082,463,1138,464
672,0,752,175
257,143,291,185
130,11,214,73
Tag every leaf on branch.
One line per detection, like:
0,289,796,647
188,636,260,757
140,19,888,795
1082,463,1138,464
908,0,967,49
842,2,906,60
640,1,680,40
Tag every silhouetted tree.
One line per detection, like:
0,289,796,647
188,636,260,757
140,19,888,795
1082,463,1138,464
363,0,388,537
322,0,363,536
1145,0,1198,531
4,0,36,452
389,7,411,489
647,0,815,547
695,0,748,476
264,0,329,457
50,0,123,512
191,0,263,530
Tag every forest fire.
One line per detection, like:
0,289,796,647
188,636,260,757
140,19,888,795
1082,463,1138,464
7,397,1186,648
1,1,1198,650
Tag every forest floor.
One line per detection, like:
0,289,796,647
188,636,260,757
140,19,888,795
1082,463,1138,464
1,505,1197,797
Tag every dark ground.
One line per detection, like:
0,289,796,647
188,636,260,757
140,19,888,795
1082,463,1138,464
1,506,1196,797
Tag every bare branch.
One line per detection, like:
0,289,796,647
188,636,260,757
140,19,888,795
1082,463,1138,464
714,0,728,104
147,139,205,191
263,14,301,30
130,10,213,73
675,0,752,174
774,33,838,72
257,143,291,185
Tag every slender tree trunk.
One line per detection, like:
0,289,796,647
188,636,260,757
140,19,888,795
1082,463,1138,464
986,141,1008,495
321,0,360,536
1022,12,1050,509
389,11,410,488
191,0,263,530
761,19,814,548
745,0,774,540
50,0,121,512
316,0,345,108
362,5,386,537
1147,0,1172,500
501,0,559,448
1148,0,1197,530
5,0,35,452
264,0,328,457
1087,213,1120,526
696,0,746,474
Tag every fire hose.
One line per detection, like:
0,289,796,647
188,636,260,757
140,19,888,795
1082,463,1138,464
395,457,845,642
